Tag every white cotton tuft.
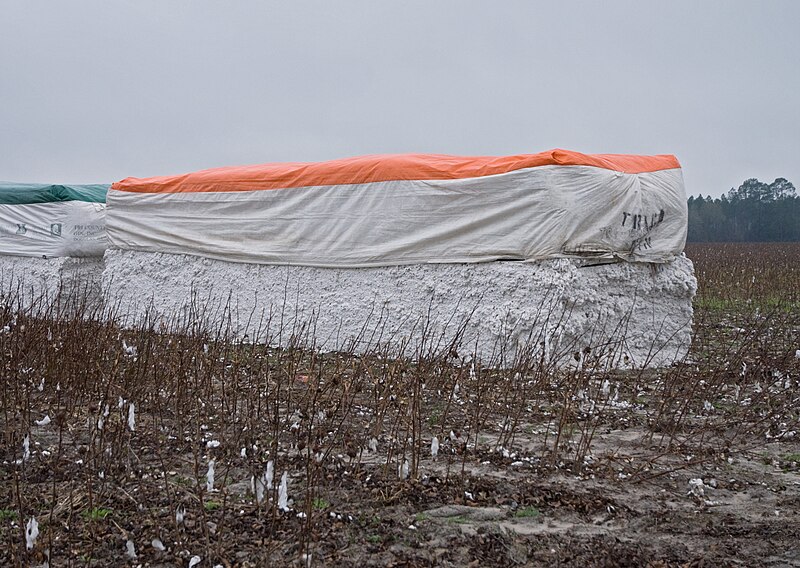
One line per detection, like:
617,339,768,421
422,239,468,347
206,459,215,492
23,434,30,461
265,460,274,490
127,403,135,431
122,339,138,358
152,538,166,551
37,378,45,392
398,459,409,480
25,517,39,550
431,436,439,458
35,415,51,426
368,437,378,453
253,475,264,504
97,405,110,430
206,440,220,449
240,447,247,458
176,505,185,525
688,478,705,498
601,379,611,397
254,467,271,504
125,539,137,559
277,471,289,511
188,555,201,568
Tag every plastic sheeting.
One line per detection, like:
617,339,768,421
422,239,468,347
108,149,688,267
0,202,107,258
0,182,108,205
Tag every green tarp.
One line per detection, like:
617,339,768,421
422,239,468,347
0,183,108,205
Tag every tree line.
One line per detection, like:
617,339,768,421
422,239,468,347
687,178,799,242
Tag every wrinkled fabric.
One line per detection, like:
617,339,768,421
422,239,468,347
0,202,107,257
107,152,687,267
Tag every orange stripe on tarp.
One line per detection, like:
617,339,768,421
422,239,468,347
111,149,681,194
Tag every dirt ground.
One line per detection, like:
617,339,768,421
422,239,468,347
4,360,799,567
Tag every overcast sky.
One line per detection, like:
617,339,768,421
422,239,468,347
1,1,798,197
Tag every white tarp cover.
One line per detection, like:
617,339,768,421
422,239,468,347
0,202,107,258
107,149,688,267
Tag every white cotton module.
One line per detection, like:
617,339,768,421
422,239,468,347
103,150,695,369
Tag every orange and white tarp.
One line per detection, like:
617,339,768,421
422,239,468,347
107,149,687,267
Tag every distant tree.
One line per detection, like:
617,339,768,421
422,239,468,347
688,177,799,242
769,178,797,200
726,177,796,202
727,178,770,201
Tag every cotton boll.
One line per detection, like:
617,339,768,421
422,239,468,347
188,555,201,568
35,415,51,426
265,460,274,490
152,538,166,551
206,459,215,492
398,459,409,480
431,436,439,458
25,517,38,550
122,339,138,358
254,474,266,504
368,438,378,453
125,539,137,559
176,505,185,525
278,472,289,512
23,435,30,461
128,403,135,431
688,478,705,498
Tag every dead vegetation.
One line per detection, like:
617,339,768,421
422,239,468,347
2,245,799,566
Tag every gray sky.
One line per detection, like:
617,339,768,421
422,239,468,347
1,1,798,197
